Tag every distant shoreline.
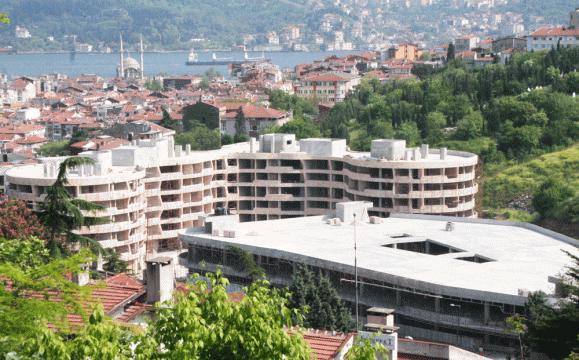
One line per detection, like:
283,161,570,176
7,49,362,55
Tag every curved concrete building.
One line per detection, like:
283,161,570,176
5,130,478,272
179,202,578,357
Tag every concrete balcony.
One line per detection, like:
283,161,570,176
161,201,183,210
159,188,183,195
78,217,146,234
144,188,160,196
265,166,302,173
81,187,144,202
146,217,161,225
160,216,182,225
253,180,279,186
159,172,182,180
182,183,204,192
265,194,294,201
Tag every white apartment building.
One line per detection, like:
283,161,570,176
295,72,361,103
527,27,579,51
5,131,478,273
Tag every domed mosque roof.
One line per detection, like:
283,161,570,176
123,56,140,70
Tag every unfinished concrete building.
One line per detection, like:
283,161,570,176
5,131,478,272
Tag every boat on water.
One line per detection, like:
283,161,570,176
185,49,269,66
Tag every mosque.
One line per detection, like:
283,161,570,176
117,34,144,80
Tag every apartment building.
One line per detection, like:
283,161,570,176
295,72,361,103
384,43,422,61
527,27,579,51
5,131,478,273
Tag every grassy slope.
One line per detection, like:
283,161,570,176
482,144,579,222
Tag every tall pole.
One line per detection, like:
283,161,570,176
354,213,359,331
119,34,124,78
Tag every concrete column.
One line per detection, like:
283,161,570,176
484,302,490,324
396,290,401,306
435,297,441,313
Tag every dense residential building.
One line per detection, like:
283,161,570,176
234,104,291,137
527,27,579,51
491,36,526,53
454,36,479,52
5,131,478,272
384,43,422,61
179,201,578,358
295,72,361,103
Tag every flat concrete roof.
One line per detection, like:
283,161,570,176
180,215,578,304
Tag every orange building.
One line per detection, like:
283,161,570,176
386,43,422,61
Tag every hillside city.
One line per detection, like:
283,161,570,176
0,3,577,360
0,0,576,52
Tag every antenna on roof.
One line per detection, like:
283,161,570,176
353,213,359,332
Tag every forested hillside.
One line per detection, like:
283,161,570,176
0,0,576,51
267,47,579,235
0,0,322,50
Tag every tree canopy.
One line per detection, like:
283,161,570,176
289,265,353,332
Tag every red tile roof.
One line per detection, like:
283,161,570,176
531,26,579,36
70,136,129,151
240,104,287,119
302,72,357,82
302,331,354,360
15,136,47,145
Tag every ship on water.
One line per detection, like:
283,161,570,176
185,49,267,66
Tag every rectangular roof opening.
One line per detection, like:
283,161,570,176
383,239,465,255
456,255,495,264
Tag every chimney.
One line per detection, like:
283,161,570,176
440,147,447,160
145,257,175,304
420,144,429,158
72,264,90,286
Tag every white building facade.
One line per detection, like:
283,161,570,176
527,27,579,51
5,133,478,272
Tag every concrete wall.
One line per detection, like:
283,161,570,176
299,138,347,157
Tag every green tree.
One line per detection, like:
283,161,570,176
103,249,129,274
0,13,9,24
145,80,163,91
174,124,221,150
0,245,94,355
497,123,543,159
424,111,447,142
135,271,311,359
446,43,455,61
226,246,265,280
395,122,421,146
532,179,575,219
506,314,527,360
520,253,579,359
160,109,180,131
289,265,353,332
39,140,71,157
21,304,135,360
38,157,106,256
0,237,48,270
269,90,316,117
346,336,389,360
277,117,321,139
455,111,484,140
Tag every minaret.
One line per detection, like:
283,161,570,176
140,34,144,79
119,34,125,79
